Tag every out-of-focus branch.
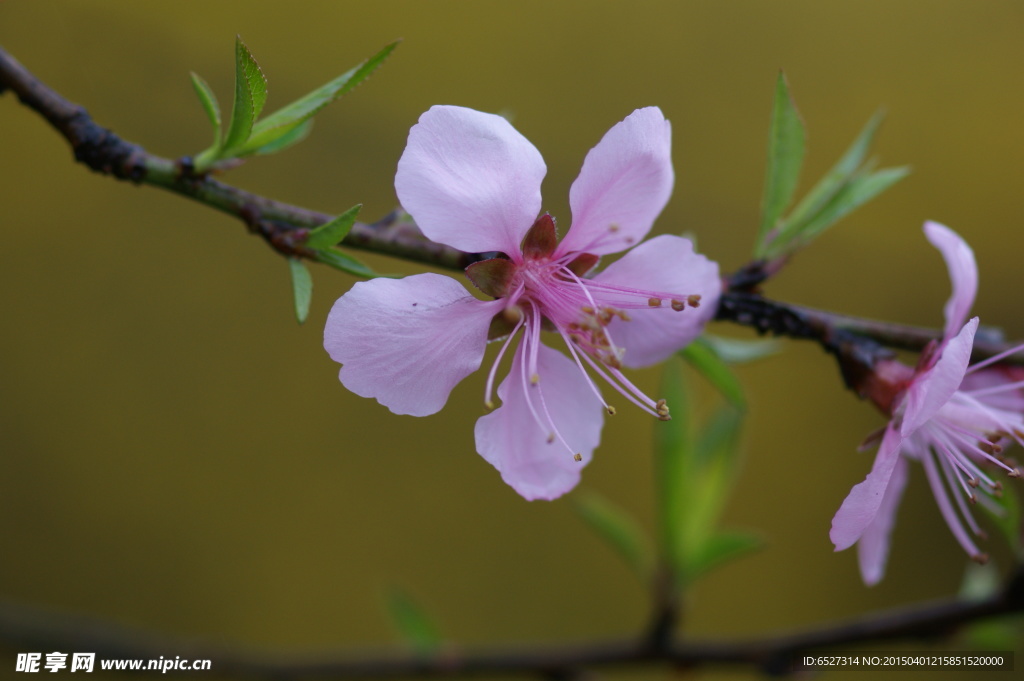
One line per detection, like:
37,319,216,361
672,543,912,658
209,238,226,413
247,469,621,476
1,566,1021,677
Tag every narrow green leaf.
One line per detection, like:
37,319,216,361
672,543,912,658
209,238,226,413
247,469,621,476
242,41,399,152
685,407,745,546
384,587,442,654
572,491,654,580
786,166,909,251
783,110,885,235
190,71,222,148
678,338,746,410
314,249,380,279
306,204,362,250
685,530,763,583
222,36,268,152
701,334,784,364
653,360,691,577
249,119,314,156
288,259,313,324
755,71,806,257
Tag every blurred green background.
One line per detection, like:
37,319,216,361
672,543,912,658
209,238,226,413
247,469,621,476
1,1,1023,679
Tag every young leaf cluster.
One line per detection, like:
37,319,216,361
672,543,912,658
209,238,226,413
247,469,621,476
754,72,909,262
289,205,384,324
190,37,398,173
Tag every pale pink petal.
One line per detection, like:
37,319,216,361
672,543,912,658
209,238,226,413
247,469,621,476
474,343,604,500
900,318,978,436
590,235,720,368
831,425,904,551
857,456,909,586
557,107,674,257
395,105,546,255
324,274,501,417
924,221,978,340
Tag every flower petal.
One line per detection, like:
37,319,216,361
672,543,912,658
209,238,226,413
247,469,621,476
831,425,904,551
324,273,501,416
557,107,674,257
900,318,978,437
590,235,720,368
395,105,546,255
474,343,603,500
924,221,978,340
857,456,909,586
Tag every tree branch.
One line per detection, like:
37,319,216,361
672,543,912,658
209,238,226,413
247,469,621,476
1,566,1021,677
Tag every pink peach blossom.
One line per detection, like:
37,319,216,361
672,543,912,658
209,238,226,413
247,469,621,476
325,106,720,500
831,221,1023,584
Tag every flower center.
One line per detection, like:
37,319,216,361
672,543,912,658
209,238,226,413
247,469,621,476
472,215,705,463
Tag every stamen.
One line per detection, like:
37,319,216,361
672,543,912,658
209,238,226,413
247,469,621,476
606,406,617,415
964,341,1024,374
687,294,702,308
484,315,525,409
670,299,686,312
531,373,540,385
648,297,662,307
922,452,983,558
574,453,583,462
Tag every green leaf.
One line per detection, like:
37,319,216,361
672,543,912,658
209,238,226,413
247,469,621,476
701,334,784,364
222,36,268,153
190,71,222,147
672,405,746,566
240,41,399,153
653,360,691,578
288,259,313,324
755,71,805,257
249,119,314,156
384,586,442,654
684,530,763,583
786,166,909,251
678,338,746,410
314,248,380,279
783,110,884,236
306,205,362,250
572,491,654,580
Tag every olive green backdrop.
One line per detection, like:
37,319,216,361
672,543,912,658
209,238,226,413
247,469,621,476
1,2,1022,679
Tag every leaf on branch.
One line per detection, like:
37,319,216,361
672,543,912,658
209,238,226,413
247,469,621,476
679,338,747,410
572,490,654,582
288,258,313,324
655,359,758,588
755,71,805,258
190,71,222,147
222,36,268,154
701,334,784,364
757,106,909,261
238,41,400,155
306,204,362,250
314,248,382,279
248,119,314,156
384,586,442,655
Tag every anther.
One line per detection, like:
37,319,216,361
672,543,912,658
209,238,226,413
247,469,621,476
993,481,1003,491
606,406,617,415
657,413,672,422
655,399,670,417
573,453,582,462
967,494,977,504
581,306,595,314
485,400,496,411
502,305,524,324
648,297,662,307
546,433,555,444
670,299,686,312
967,477,980,488
687,294,702,308
972,553,990,565
531,373,540,385
608,224,620,233
1009,468,1022,478
980,442,1002,455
